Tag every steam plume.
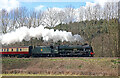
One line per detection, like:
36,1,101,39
0,26,83,45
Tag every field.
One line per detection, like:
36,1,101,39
1,76,119,78
1,57,119,77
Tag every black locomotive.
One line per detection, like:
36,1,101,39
0,44,94,57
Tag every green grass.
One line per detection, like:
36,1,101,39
48,57,109,62
1,74,119,77
111,59,120,64
2,58,32,62
1,74,119,78
2,59,31,63
1,74,89,76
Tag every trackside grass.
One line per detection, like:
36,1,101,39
2,57,119,76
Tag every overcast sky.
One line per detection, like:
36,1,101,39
0,0,119,12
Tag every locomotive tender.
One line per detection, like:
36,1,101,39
0,44,94,57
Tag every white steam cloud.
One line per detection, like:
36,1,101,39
0,26,83,45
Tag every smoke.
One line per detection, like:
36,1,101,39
0,25,84,45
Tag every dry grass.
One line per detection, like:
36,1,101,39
2,57,119,76
1,75,119,78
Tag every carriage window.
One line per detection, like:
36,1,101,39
20,49,22,51
7,48,9,52
2,49,3,52
4,49,6,52
11,49,13,51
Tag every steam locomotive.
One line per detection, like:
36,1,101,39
0,44,94,57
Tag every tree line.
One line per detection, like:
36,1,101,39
0,2,118,34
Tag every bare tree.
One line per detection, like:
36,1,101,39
93,4,101,21
15,7,28,28
27,10,33,28
1,9,9,33
31,11,37,27
111,2,118,19
63,5,75,24
27,10,38,28
78,7,84,22
8,9,19,31
57,10,66,24
42,8,59,27
0,10,2,34
36,10,44,26
86,5,93,21
84,4,94,21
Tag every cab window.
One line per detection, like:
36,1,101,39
85,48,91,51
79,48,83,51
